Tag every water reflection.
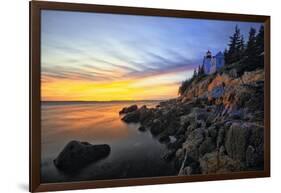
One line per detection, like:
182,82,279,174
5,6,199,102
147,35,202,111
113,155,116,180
41,101,177,183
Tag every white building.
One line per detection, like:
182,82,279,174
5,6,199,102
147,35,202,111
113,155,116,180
202,50,225,74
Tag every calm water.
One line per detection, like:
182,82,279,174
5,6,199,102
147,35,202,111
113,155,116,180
41,101,177,183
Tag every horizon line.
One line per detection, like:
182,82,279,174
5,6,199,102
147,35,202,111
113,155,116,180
41,99,170,103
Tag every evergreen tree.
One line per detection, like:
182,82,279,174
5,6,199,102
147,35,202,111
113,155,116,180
224,48,229,64
197,64,205,76
227,25,241,64
237,35,245,59
198,65,202,76
255,25,264,68
192,68,197,78
243,27,259,70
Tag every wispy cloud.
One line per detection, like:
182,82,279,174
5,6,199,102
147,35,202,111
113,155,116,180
41,10,263,101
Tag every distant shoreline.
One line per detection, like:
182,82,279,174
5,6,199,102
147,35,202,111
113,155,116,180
41,100,165,104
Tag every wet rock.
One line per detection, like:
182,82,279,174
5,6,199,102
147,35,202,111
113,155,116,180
54,140,110,171
121,111,140,123
150,119,164,135
159,134,170,143
119,105,138,114
138,126,146,132
139,106,153,123
168,135,185,149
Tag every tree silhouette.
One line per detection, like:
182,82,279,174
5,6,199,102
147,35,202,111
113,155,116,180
243,27,259,70
255,25,264,68
226,25,244,64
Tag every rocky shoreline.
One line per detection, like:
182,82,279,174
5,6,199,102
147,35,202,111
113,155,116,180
120,69,264,175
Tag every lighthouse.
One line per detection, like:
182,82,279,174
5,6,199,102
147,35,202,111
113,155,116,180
202,50,225,74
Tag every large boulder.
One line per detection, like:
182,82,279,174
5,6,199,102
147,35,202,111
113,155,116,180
121,111,140,123
199,151,240,174
187,128,205,146
54,140,110,171
150,119,164,135
225,122,264,164
225,122,250,161
119,105,138,114
139,106,154,123
246,123,264,169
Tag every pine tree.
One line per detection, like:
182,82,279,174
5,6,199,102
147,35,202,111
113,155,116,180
197,64,205,76
198,65,202,76
244,27,259,70
237,35,245,59
227,25,241,64
224,48,229,64
255,25,264,68
192,68,197,78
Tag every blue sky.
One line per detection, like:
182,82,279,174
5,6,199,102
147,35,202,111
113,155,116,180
41,10,263,101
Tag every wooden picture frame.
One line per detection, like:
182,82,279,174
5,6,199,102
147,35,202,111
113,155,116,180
30,1,270,192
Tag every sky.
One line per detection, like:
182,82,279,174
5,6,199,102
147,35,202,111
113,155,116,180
41,10,263,101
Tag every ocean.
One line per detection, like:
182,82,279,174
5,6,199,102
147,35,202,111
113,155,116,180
41,101,177,183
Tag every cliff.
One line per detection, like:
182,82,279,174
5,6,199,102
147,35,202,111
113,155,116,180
120,68,265,175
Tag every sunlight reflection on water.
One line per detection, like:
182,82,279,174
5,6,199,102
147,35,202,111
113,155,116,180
41,101,177,183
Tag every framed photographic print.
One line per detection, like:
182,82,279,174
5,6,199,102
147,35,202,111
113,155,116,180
30,1,270,192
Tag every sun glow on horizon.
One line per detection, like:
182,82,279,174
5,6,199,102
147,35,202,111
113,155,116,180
41,69,193,101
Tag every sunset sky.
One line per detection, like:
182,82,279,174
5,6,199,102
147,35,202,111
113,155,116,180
41,10,262,101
